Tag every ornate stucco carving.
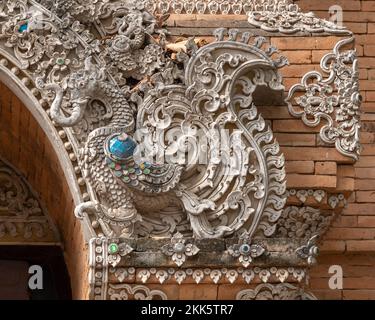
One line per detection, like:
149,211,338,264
236,283,317,300
148,0,294,15
276,206,333,240
161,232,200,266
108,284,168,300
146,0,350,35
39,0,303,17
0,158,59,243
0,0,289,241
227,231,265,267
295,234,320,266
0,0,362,300
247,3,350,35
41,22,288,240
286,37,362,160
109,266,307,285
285,189,347,209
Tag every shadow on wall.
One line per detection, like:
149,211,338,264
0,246,72,300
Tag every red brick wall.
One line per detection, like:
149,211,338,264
0,82,89,299
293,0,375,300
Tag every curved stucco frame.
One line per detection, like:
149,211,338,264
0,62,81,205
0,52,95,244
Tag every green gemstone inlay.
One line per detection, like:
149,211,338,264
108,243,119,254
56,58,65,65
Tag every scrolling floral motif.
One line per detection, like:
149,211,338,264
247,3,349,35
0,158,59,242
286,37,361,160
148,0,349,35
276,206,333,240
236,283,316,300
108,284,168,300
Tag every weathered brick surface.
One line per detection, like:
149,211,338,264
293,0,375,300
0,83,88,299
315,162,337,175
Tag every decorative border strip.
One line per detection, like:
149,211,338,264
147,0,292,16
147,0,349,35
109,266,307,285
89,237,108,300
286,189,347,209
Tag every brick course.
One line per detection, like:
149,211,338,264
0,83,88,299
294,0,375,300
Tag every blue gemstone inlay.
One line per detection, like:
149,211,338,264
19,23,28,33
108,134,137,160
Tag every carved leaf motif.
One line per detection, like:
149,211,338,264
156,270,169,284
238,255,252,268
174,270,187,284
185,243,200,256
242,269,255,284
276,269,289,283
113,268,129,283
258,269,271,283
138,270,151,283
108,254,121,268
192,270,204,284
225,270,238,284
210,270,222,284
172,252,186,267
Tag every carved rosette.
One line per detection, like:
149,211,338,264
227,232,265,267
161,232,200,267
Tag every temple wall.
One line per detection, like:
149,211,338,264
0,0,373,300
294,0,375,300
